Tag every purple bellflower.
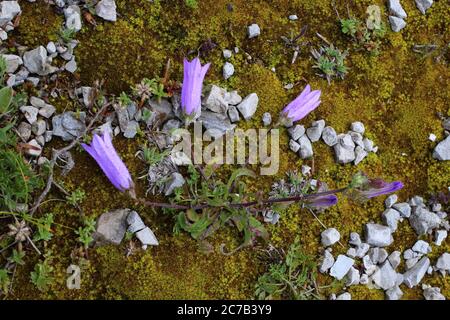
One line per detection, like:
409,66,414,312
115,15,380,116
306,194,338,208
359,179,404,199
81,132,134,195
181,57,210,118
280,84,321,125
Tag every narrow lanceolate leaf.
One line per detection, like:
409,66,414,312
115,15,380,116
0,86,13,114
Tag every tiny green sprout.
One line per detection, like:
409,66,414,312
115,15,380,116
119,92,132,107
142,108,153,122
140,145,169,166
75,217,96,249
316,57,335,76
349,171,369,189
58,27,76,43
0,269,10,293
9,249,25,266
66,188,86,207
33,213,54,242
30,260,54,292
0,56,7,85
340,18,358,36
152,83,168,103
124,231,134,241
185,0,198,9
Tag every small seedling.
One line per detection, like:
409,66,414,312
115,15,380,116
66,189,86,207
75,217,96,249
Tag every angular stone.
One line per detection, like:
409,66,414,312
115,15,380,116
94,209,129,245
64,5,82,31
123,120,139,139
289,139,300,153
388,251,401,269
322,126,337,146
434,230,447,246
385,194,398,208
412,240,431,254
423,286,445,300
436,253,450,271
46,41,56,55
288,124,305,141
354,145,368,165
385,286,403,300
388,0,407,19
64,57,77,73
409,206,441,235
389,16,406,32
346,247,356,258
334,134,355,164
236,93,258,120
38,103,56,119
136,227,159,248
224,91,242,106
301,164,311,176
321,228,340,247
336,292,351,300
44,130,53,143
369,247,389,265
403,257,430,288
355,243,370,258
126,211,146,233
350,121,365,134
349,232,362,246
319,250,335,273
76,86,96,108
1,54,22,73
382,208,401,232
359,274,369,285
433,136,450,160
52,112,86,141
329,255,354,280
362,137,374,152
409,195,424,207
298,135,313,159
262,112,272,126
25,139,42,157
204,85,228,113
223,62,235,80
392,202,411,218
20,105,39,124
23,46,56,76
403,249,415,260
222,49,232,59
31,119,46,136
306,119,325,142
199,111,236,139
371,261,398,290
0,1,21,25
35,135,45,147
96,0,117,22
227,105,240,123
365,223,393,247
247,23,260,38
164,172,185,196
345,267,360,286
415,0,433,14
17,122,31,141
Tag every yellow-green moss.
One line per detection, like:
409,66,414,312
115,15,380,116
7,0,450,300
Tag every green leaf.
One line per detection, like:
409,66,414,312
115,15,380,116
9,249,25,266
226,168,255,194
0,86,13,114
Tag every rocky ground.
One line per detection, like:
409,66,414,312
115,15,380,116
0,0,449,299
